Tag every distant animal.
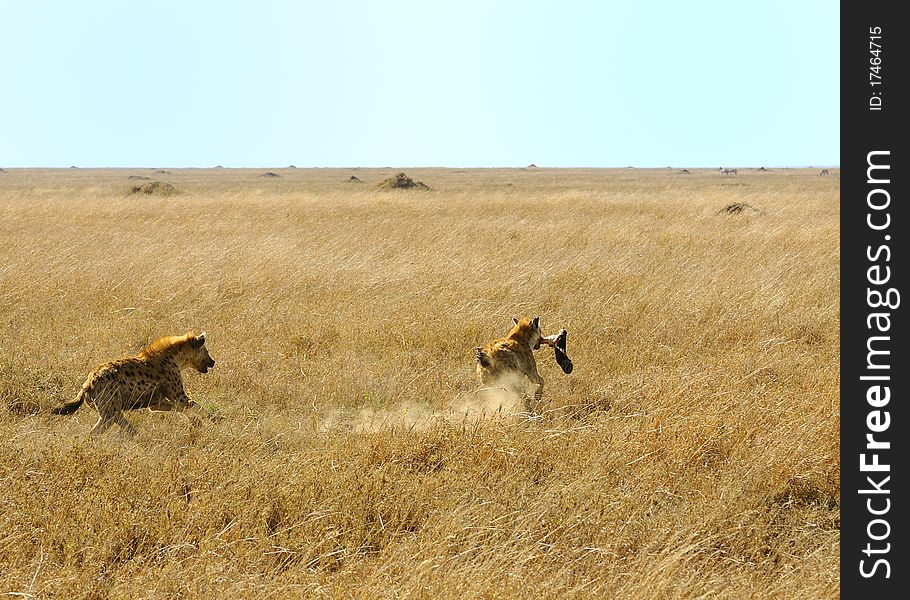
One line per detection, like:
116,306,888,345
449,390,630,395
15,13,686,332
720,168,737,176
475,317,549,413
51,332,216,435
819,169,829,176
758,167,769,172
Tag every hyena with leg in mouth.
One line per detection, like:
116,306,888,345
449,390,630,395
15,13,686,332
475,317,570,413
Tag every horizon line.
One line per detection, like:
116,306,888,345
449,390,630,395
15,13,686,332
1,164,841,170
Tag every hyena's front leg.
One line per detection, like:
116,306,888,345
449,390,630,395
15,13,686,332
149,395,211,425
530,372,544,411
172,392,215,423
159,380,214,422
185,399,215,422
520,392,534,414
516,373,544,414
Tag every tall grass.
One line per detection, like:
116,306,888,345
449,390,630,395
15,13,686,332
0,167,839,598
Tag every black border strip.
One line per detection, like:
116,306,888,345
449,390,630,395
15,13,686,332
841,1,906,596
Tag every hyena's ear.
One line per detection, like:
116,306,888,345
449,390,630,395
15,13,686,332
512,317,519,325
191,332,206,348
532,316,540,330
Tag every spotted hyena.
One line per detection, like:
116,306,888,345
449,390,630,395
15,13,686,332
475,317,560,413
52,332,216,435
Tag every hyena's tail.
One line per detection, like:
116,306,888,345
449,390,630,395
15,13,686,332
475,348,491,369
52,389,85,415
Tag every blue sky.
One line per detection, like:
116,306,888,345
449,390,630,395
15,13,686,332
1,1,838,168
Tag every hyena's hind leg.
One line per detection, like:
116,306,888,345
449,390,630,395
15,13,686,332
113,412,138,436
89,411,136,436
89,413,116,436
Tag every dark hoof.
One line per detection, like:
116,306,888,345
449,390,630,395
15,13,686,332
554,330,573,374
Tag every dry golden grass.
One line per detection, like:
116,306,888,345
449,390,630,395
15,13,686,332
0,167,839,598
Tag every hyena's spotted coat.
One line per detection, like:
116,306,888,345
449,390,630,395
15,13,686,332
52,332,215,435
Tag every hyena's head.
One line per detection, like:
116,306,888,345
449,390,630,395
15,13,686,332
509,316,542,350
187,332,216,373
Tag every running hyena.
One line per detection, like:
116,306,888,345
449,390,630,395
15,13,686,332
52,332,215,435
475,317,554,413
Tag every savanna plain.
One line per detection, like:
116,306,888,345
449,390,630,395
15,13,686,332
0,167,839,598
